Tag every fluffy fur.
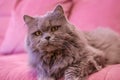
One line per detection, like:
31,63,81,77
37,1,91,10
85,28,120,64
24,5,120,80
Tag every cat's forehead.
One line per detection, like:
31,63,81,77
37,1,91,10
36,12,65,29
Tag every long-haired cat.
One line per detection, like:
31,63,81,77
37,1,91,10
24,5,120,80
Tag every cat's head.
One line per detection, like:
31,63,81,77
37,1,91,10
24,5,80,52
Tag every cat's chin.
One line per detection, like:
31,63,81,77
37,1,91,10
40,43,58,52
44,45,57,52
39,39,65,52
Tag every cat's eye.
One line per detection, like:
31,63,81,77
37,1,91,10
33,31,42,36
51,25,60,32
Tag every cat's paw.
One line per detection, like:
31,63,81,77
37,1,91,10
38,77,42,80
38,77,55,80
96,65,102,71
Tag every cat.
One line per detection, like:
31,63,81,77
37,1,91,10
23,5,120,80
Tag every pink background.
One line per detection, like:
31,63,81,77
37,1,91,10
0,0,120,80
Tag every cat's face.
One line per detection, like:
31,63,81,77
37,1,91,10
24,5,77,52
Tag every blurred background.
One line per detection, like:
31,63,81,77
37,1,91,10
0,0,120,80
0,0,120,54
0,0,16,43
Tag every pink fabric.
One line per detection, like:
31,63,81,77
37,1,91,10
88,65,120,80
1,0,120,54
0,0,16,45
0,0,120,80
0,54,37,80
0,0,72,54
0,54,120,80
70,0,120,32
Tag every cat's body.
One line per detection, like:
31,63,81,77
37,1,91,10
24,5,120,80
85,28,120,64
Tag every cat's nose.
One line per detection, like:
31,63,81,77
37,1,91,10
45,36,51,40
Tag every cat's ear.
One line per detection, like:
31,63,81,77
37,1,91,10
53,5,64,14
23,15,35,25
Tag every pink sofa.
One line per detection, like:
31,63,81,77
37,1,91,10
0,0,120,80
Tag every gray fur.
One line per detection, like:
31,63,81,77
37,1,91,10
24,5,120,80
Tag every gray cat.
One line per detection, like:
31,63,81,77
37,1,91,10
24,5,120,80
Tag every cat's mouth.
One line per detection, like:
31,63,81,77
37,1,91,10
46,41,50,46
41,41,64,52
